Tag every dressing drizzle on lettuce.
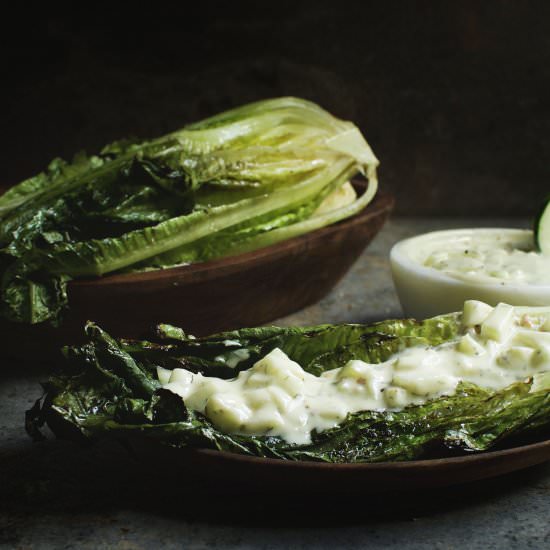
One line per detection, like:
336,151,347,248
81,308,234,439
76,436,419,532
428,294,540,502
27,303,550,462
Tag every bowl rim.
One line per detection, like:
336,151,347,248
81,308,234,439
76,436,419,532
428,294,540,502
71,185,394,289
389,226,550,292
188,432,550,470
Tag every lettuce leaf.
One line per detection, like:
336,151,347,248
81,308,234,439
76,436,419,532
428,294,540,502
27,314,550,462
0,97,379,324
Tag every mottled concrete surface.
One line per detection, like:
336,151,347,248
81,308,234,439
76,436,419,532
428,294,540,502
2,217,549,550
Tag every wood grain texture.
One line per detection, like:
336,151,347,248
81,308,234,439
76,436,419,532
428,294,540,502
1,184,393,356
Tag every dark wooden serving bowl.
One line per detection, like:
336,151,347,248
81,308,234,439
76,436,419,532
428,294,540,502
2,184,393,357
129,433,550,493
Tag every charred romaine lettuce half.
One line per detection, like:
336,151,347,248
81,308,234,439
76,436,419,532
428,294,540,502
27,314,550,463
0,98,379,325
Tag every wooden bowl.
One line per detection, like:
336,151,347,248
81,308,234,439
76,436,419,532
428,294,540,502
2,184,394,356
129,433,550,494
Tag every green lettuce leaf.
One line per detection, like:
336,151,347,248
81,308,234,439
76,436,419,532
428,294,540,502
27,313,550,463
1,97,379,324
0,153,106,218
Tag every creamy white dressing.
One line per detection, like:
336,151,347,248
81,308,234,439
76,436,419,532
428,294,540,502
160,301,550,444
214,348,250,369
418,229,550,285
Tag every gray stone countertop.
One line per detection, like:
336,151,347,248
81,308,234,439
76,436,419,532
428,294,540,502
2,217,549,550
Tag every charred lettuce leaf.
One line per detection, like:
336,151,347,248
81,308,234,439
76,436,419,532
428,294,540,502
26,314,550,463
1,98,379,325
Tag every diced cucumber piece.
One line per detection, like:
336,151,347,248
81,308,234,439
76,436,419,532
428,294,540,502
480,303,514,342
156,366,172,385
462,300,493,327
457,333,486,356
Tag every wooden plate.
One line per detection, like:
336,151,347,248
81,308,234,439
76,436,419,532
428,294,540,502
130,434,550,493
2,183,394,357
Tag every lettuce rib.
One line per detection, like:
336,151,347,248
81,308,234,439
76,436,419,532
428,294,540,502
38,156,356,277
220,168,378,258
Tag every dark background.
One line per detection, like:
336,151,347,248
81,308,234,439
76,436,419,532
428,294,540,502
3,2,550,215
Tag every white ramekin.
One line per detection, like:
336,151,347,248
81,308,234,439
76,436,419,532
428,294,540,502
390,228,550,319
